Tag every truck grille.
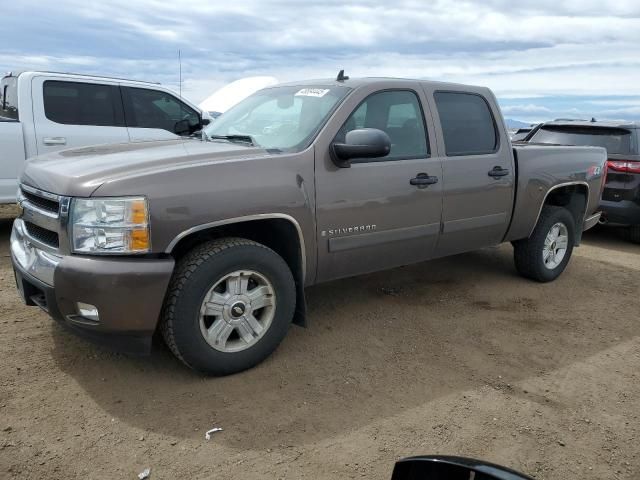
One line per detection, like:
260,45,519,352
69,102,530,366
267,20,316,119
24,221,60,248
18,184,69,253
21,187,60,214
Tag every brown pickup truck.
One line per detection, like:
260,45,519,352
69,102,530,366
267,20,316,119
11,75,606,375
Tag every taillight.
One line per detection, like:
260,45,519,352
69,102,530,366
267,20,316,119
628,162,640,173
607,159,640,173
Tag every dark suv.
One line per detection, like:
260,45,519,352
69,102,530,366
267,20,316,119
526,120,640,243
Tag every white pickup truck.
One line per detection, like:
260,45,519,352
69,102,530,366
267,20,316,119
0,71,209,203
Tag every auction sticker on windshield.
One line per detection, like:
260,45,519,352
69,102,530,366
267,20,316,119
295,88,330,97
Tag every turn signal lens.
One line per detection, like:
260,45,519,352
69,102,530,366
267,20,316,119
130,229,150,251
130,199,148,224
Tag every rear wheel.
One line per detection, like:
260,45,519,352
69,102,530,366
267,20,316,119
514,206,575,282
160,238,296,375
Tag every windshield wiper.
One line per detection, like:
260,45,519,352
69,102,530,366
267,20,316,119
208,134,256,146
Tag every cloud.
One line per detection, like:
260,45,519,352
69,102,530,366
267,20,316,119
2,0,640,120
501,104,552,115
598,106,640,118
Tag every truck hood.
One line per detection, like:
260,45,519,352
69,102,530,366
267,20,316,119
21,139,270,197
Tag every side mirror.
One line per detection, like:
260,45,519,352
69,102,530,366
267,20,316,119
201,118,211,126
331,128,391,168
174,119,192,136
391,456,534,480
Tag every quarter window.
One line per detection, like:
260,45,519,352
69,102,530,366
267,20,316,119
337,90,429,161
43,81,123,127
0,77,19,121
123,87,200,136
434,92,498,156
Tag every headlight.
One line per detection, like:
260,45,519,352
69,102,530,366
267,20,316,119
71,197,151,254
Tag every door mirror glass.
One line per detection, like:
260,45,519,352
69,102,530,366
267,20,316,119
331,128,391,168
391,456,534,480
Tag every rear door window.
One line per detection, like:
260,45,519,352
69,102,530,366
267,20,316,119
0,76,19,121
43,81,124,127
123,87,200,136
529,126,633,155
434,92,499,156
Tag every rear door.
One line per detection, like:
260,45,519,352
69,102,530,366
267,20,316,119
121,86,201,142
314,81,443,282
426,88,515,257
31,76,130,155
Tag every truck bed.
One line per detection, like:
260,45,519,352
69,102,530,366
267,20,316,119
505,143,606,242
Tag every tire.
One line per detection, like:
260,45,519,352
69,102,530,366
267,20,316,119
160,238,296,375
626,225,640,244
513,206,576,282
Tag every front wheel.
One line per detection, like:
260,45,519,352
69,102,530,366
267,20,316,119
513,206,576,282
160,238,296,375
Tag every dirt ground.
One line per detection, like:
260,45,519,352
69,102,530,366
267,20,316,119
0,211,638,480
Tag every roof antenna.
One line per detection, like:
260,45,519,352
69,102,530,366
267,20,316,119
178,49,182,98
336,69,349,82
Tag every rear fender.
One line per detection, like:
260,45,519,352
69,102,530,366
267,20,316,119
523,182,589,245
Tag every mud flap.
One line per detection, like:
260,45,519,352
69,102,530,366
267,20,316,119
293,281,307,327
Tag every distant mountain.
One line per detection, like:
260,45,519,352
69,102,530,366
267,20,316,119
505,118,531,129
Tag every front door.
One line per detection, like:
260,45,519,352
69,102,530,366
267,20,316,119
32,76,130,156
314,82,443,282
427,89,515,257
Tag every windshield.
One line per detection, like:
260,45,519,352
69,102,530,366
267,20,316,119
204,85,350,151
530,126,634,155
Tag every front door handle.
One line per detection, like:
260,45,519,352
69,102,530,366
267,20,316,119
410,173,439,186
488,166,509,178
43,137,67,146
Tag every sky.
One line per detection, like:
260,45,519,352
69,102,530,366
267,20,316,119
2,0,640,124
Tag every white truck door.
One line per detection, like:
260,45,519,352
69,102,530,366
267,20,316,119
121,86,202,142
0,121,25,203
31,76,130,155
1,75,26,203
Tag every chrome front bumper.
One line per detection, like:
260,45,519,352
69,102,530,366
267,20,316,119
11,218,62,286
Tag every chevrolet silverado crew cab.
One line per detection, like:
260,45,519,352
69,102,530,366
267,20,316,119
0,71,209,203
11,75,606,375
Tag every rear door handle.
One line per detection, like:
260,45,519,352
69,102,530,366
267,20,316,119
43,137,67,146
410,173,439,186
488,166,509,178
